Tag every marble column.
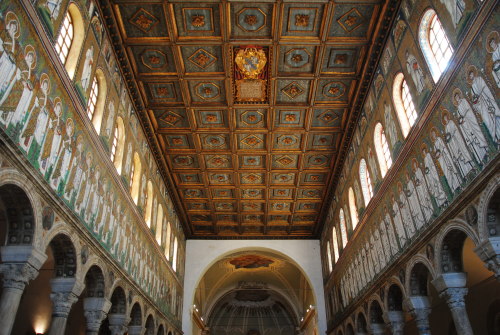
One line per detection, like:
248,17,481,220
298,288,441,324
128,325,144,335
0,246,46,335
474,237,500,280
432,273,473,335
48,278,85,335
383,311,405,335
369,323,387,335
84,297,112,335
108,314,130,335
404,296,431,335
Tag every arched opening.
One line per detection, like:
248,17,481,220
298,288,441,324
392,72,417,137
348,187,359,229
326,242,333,273
332,226,340,263
112,117,126,174
369,300,385,331
60,3,84,79
359,159,373,206
145,181,154,227
387,284,403,312
130,153,142,204
374,123,392,177
109,286,127,315
356,312,368,334
0,184,35,246
345,323,354,335
129,303,143,332
339,209,348,248
145,314,155,335
156,205,163,245
172,237,178,272
165,222,172,260
157,324,165,335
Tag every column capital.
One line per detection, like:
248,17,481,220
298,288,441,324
383,310,405,335
51,291,80,317
108,313,130,335
404,297,432,335
84,297,112,332
438,287,468,310
369,323,387,335
127,325,144,335
0,262,39,290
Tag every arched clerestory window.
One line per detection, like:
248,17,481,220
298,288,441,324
86,69,107,131
332,227,339,263
374,123,393,177
359,159,373,206
419,9,454,82
130,153,141,204
56,4,84,79
173,237,178,272
339,209,348,248
112,117,126,173
326,242,333,273
348,187,359,229
156,205,163,245
393,73,417,137
145,181,153,227
165,222,172,260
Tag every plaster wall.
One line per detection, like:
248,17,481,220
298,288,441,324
183,239,327,335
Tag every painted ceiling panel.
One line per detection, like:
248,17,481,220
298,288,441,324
100,0,399,237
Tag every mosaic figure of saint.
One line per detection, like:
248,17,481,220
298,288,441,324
422,145,447,209
105,100,115,138
384,102,398,148
0,13,21,103
39,97,62,174
406,50,426,94
391,194,408,247
73,152,93,211
440,0,465,28
486,31,500,88
50,118,75,190
405,171,426,230
46,0,63,20
431,128,461,193
398,183,416,239
80,46,94,92
443,111,475,179
63,136,85,202
453,88,489,162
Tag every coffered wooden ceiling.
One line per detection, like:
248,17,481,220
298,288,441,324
98,0,399,238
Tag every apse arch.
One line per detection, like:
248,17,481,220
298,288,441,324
183,240,327,335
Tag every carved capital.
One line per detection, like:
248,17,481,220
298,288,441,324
127,325,144,335
108,314,130,335
84,297,112,332
51,291,80,317
0,262,39,290
85,309,110,332
439,287,468,310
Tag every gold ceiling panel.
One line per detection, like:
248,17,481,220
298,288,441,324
100,0,399,237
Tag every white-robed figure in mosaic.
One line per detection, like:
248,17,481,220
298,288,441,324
422,144,447,209
453,88,489,162
467,65,500,144
443,110,475,179
405,171,426,230
20,73,51,153
50,118,75,190
2,45,36,129
406,50,426,94
440,0,465,28
431,128,461,193
45,0,63,20
0,13,21,103
80,46,94,91
39,97,62,174
391,194,408,247
73,152,92,209
105,101,115,138
84,166,100,222
486,31,500,88
384,102,398,148
63,136,84,201
378,220,390,263
398,183,416,239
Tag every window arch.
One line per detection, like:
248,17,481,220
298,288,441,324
173,237,178,272
359,159,373,206
332,227,339,263
56,4,84,79
392,73,417,137
86,69,107,130
130,153,141,204
326,242,333,273
156,205,163,245
112,117,126,173
339,209,348,248
419,9,454,82
165,222,172,260
348,187,359,229
145,181,153,227
374,123,393,177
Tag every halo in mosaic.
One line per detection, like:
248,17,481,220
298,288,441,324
208,173,233,185
237,8,266,32
239,155,265,169
211,189,235,199
200,134,230,150
195,110,228,128
155,109,189,129
270,188,294,199
215,202,236,212
237,109,266,128
241,189,265,199
271,173,296,185
164,134,193,149
273,155,298,169
274,134,300,150
238,134,266,150
241,173,265,184
242,202,264,212
204,155,232,169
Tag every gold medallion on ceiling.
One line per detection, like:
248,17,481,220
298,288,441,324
235,48,267,79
